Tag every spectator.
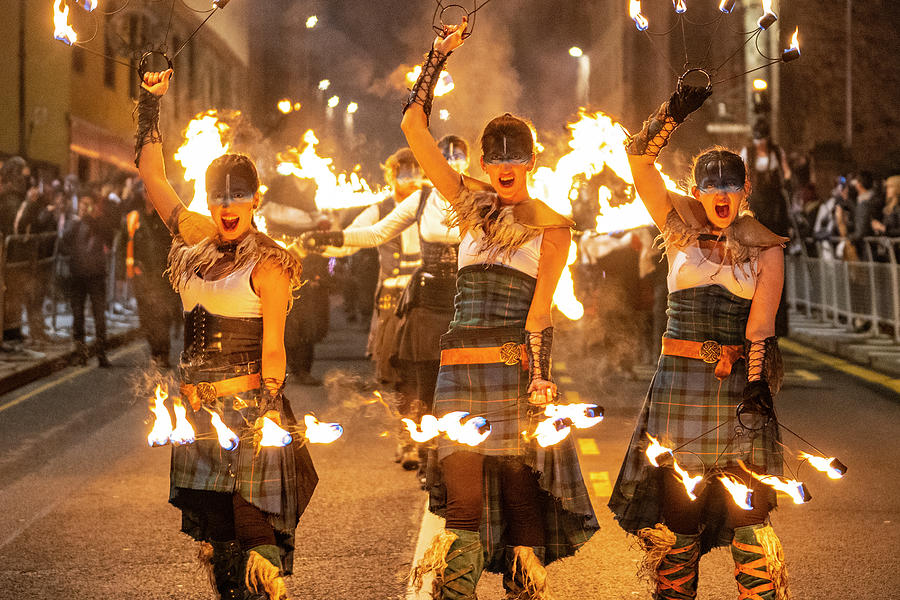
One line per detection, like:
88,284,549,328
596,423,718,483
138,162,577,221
849,171,880,258
12,186,57,344
813,176,845,260
61,195,114,367
873,174,900,238
0,157,30,343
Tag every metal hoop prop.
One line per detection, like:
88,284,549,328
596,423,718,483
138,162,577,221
138,50,174,81
676,67,712,93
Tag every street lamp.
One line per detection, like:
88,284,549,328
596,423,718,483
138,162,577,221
570,48,590,108
305,15,318,29
568,46,583,58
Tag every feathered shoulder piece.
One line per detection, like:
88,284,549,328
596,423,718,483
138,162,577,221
448,183,573,262
166,226,303,295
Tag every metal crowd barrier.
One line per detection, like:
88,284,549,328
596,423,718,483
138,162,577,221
786,236,900,342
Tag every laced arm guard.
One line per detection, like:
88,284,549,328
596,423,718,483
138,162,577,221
402,48,451,126
526,327,554,386
134,89,162,168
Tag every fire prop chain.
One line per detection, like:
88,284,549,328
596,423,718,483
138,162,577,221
402,403,604,449
644,427,847,511
146,386,343,450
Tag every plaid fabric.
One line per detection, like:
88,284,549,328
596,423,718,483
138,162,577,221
430,265,599,569
609,285,782,552
170,361,318,553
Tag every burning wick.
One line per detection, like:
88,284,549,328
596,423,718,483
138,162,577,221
673,0,687,14
403,412,492,446
52,0,78,45
532,417,572,448
304,415,343,444
169,398,196,445
782,28,801,62
206,409,240,451
258,416,293,447
629,0,649,31
757,0,776,29
718,0,737,13
645,433,674,467
719,474,754,510
673,462,704,500
799,452,847,479
402,415,441,443
147,385,173,447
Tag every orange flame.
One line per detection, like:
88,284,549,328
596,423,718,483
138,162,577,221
304,414,343,444
169,397,196,445
258,416,293,447
799,452,844,480
718,474,754,510
545,403,603,429
553,241,584,320
628,0,649,30
532,417,572,447
206,409,240,451
752,472,808,505
439,412,491,446
173,111,230,215
789,27,800,51
53,0,78,45
147,385,173,447
673,0,687,13
402,415,441,443
405,67,455,96
276,130,380,210
645,433,673,467
673,461,704,500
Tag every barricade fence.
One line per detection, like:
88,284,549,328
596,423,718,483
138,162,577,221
786,236,900,342
0,230,130,338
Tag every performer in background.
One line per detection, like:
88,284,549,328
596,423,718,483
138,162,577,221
302,148,424,469
136,69,317,600
303,136,469,486
401,19,598,599
609,84,790,600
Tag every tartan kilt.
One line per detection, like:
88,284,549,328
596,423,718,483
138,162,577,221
609,285,782,553
170,361,318,571
428,265,599,570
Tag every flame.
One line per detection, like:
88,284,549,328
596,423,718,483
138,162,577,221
169,397,196,445
304,414,343,444
206,409,240,451
673,0,687,13
258,416,293,447
173,111,230,215
628,0,649,30
753,473,808,504
645,433,673,467
439,412,492,446
405,67,455,96
147,385,173,447
532,417,572,447
673,461,704,500
53,0,78,44
552,241,584,320
276,130,380,210
761,0,774,16
719,474,754,509
800,452,844,480
789,27,800,51
79,0,97,10
402,415,441,443
545,403,603,429
719,0,737,13
439,109,450,121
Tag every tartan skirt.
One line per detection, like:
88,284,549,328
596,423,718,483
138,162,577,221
609,284,782,552
429,265,599,571
169,360,318,571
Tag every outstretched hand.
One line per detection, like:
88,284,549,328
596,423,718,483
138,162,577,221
142,69,174,97
528,379,558,407
668,85,712,123
433,16,467,55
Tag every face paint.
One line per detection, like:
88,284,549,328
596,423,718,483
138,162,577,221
696,158,745,194
208,172,255,207
482,135,532,166
395,165,424,187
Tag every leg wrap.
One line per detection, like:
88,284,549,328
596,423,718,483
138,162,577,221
502,546,552,600
731,524,791,600
636,523,700,600
198,540,249,600
245,545,289,600
625,101,679,158
411,529,484,600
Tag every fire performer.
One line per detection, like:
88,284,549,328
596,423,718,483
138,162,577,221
303,136,469,486
136,69,316,600
401,19,598,599
301,147,424,469
608,83,791,600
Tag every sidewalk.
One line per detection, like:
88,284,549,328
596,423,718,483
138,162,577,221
0,307,140,397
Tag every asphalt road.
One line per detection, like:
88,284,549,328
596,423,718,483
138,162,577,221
0,311,896,600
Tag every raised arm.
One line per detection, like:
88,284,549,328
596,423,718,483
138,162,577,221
625,85,712,230
135,69,185,231
400,20,469,207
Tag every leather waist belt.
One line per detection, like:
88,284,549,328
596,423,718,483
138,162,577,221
181,372,261,411
441,342,527,369
661,337,743,380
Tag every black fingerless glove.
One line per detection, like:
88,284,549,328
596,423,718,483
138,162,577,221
667,85,712,123
739,379,775,420
301,230,344,250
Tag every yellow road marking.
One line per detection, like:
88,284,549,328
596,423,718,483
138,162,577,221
578,438,600,455
559,375,574,385
792,369,820,381
589,471,612,497
555,361,567,372
780,338,900,394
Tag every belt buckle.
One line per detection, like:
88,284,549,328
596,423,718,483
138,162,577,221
700,340,722,363
196,381,218,404
499,342,521,366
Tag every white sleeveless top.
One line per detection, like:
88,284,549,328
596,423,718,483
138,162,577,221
180,260,263,318
667,244,757,300
458,229,544,278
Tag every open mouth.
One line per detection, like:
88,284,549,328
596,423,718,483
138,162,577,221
498,174,515,188
715,202,730,219
220,215,240,232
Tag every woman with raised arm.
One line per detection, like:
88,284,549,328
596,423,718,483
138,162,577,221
608,84,791,600
136,69,316,600
401,19,598,600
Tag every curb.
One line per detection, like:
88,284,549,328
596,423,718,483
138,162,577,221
0,327,141,397
781,337,900,396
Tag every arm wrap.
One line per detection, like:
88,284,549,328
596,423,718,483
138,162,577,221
744,336,784,395
625,101,679,158
134,89,163,168
402,48,451,126
526,327,554,385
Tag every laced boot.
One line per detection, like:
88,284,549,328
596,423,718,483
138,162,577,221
245,544,289,600
731,524,791,600
412,528,484,600
73,341,89,366
636,523,700,600
502,546,552,599
198,541,251,600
